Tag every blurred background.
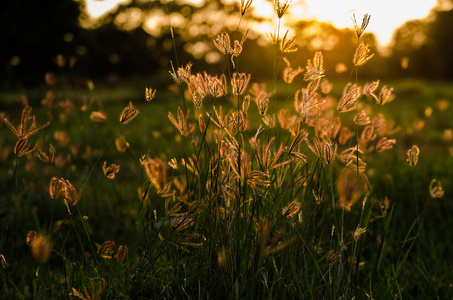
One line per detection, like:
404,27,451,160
1,0,453,90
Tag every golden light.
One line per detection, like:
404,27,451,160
289,0,437,47
84,0,437,48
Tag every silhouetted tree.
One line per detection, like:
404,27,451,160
390,0,453,79
0,0,83,87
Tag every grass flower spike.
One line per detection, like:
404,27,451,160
231,72,251,95
119,102,139,124
429,179,444,198
275,0,292,19
353,42,374,66
352,13,371,38
338,83,361,112
103,161,120,179
407,145,420,167
241,0,253,15
145,87,156,101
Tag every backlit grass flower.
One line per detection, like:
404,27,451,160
304,51,325,81
103,161,120,179
168,157,178,170
30,234,53,263
115,136,129,152
363,80,379,101
283,57,303,83
62,179,81,206
0,254,6,269
280,30,298,53
4,106,49,139
323,138,337,164
90,111,107,122
207,74,227,98
231,72,251,95
70,278,106,300
337,83,361,113
119,102,139,124
352,13,371,38
168,107,192,136
97,241,116,259
114,245,128,262
169,61,192,84
377,86,394,105
429,179,444,198
275,0,292,19
14,137,36,157
338,169,368,211
282,200,301,218
376,137,396,152
213,32,232,55
230,30,249,68
353,42,374,66
256,93,269,115
38,143,55,163
145,87,156,101
241,0,253,15
407,145,420,167
353,227,367,241
26,231,39,246
354,110,371,125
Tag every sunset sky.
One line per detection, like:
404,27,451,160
84,0,438,47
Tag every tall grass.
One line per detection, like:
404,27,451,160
0,1,450,299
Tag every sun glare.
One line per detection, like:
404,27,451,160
294,0,437,46
85,0,437,47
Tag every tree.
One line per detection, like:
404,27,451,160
0,0,83,87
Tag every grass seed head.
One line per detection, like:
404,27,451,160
145,87,156,101
337,83,361,113
354,110,371,126
429,179,444,198
31,235,53,263
114,245,128,262
90,111,107,122
119,102,139,124
213,32,232,55
115,136,129,152
14,137,36,157
280,30,298,53
352,13,371,38
231,72,251,95
103,161,120,179
274,0,292,19
338,170,369,211
353,42,374,66
407,145,420,167
26,230,39,246
38,143,55,163
377,86,394,105
97,241,116,259
376,137,396,152
4,106,49,139
0,253,6,269
304,51,325,81
241,0,253,15
282,200,301,218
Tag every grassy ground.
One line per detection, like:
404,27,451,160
1,75,453,299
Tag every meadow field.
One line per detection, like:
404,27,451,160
2,3,453,299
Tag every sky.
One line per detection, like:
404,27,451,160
84,0,438,47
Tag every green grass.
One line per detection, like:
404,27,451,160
1,77,452,299
2,10,453,297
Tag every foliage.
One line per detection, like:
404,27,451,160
1,1,453,299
